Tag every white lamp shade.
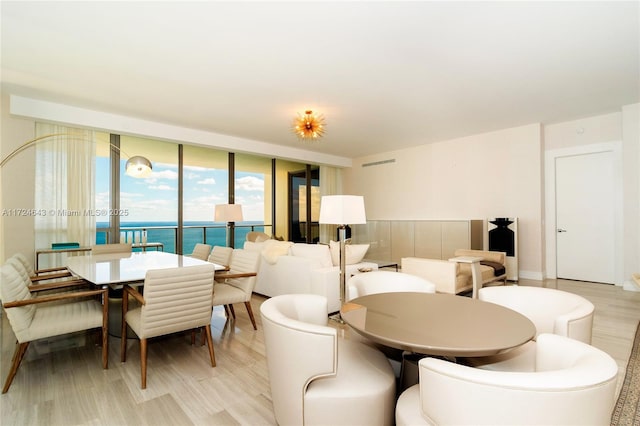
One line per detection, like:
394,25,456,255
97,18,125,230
319,195,366,225
215,204,244,222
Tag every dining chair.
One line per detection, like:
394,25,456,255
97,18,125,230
212,249,260,330
91,243,132,254
207,245,233,269
12,252,73,281
4,256,89,301
120,263,216,389
0,263,108,393
465,285,595,371
92,243,134,336
260,294,396,426
396,333,618,425
347,270,437,301
189,243,212,261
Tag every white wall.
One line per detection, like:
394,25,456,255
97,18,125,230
1,92,37,263
343,123,544,279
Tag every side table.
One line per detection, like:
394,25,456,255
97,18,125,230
449,256,483,298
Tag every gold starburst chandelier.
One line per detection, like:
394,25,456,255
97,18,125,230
292,110,325,140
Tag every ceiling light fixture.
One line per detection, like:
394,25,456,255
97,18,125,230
292,110,325,140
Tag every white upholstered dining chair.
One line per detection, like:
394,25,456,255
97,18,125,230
189,243,212,261
212,249,260,330
120,263,216,389
91,243,132,254
13,252,73,281
208,245,233,269
1,263,108,393
395,333,618,425
465,285,595,371
260,294,396,426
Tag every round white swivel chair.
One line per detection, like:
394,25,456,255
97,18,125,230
260,294,396,426
347,270,436,301
466,285,595,371
396,333,618,425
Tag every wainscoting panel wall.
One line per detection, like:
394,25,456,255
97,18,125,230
354,219,483,264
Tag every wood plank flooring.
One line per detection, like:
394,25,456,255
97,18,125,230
1,278,639,425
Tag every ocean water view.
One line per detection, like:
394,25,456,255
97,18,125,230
96,221,267,254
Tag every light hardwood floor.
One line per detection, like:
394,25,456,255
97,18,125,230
1,278,639,425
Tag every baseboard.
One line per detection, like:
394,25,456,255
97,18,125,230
518,270,544,281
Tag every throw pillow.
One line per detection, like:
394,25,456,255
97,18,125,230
289,243,333,268
261,240,293,264
254,233,270,243
329,241,370,266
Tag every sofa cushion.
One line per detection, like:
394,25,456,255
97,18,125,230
290,243,333,268
329,241,370,266
244,240,293,264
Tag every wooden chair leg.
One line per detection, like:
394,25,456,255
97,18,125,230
223,304,230,317
102,290,109,369
121,289,128,363
204,325,216,367
244,301,257,330
2,342,29,394
228,304,236,318
140,338,147,389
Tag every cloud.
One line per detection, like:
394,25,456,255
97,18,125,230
147,169,179,181
197,178,216,185
149,185,174,191
235,175,264,191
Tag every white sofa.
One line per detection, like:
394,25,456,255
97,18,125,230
244,240,378,313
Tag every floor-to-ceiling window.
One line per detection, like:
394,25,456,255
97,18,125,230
288,166,319,243
235,153,272,246
182,145,228,253
120,136,179,252
94,134,317,250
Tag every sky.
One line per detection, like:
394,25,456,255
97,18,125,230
95,157,265,223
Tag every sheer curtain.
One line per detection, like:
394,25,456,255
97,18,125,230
35,124,96,263
319,165,342,243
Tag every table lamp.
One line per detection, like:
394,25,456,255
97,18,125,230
215,204,243,248
319,195,367,321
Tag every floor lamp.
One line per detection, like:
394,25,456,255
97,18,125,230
319,195,367,322
0,133,152,177
215,204,243,248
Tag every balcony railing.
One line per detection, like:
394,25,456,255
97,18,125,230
96,224,272,254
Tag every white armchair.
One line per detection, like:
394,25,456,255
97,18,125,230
396,333,618,426
466,285,595,371
260,294,396,426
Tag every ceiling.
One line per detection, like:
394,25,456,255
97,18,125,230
1,1,638,161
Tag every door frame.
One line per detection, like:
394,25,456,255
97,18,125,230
544,141,623,285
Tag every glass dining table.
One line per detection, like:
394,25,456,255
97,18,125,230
66,251,225,286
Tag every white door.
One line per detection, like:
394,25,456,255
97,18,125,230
555,151,615,284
